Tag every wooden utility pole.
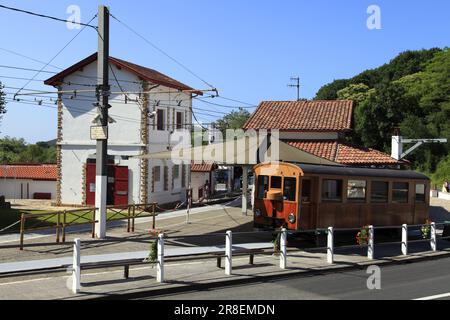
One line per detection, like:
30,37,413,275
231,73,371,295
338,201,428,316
94,5,110,239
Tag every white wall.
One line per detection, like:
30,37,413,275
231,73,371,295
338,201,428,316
191,172,210,201
0,179,56,200
58,59,192,206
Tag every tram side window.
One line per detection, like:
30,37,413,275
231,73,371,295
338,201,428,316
371,181,388,203
302,179,311,203
347,180,367,202
415,184,426,203
257,175,269,199
283,178,297,201
393,182,409,203
322,179,343,202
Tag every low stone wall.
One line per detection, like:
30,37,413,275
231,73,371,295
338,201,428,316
431,190,450,201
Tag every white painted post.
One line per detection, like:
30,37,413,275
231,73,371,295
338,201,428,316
430,222,437,252
327,227,334,264
72,238,81,294
157,233,165,283
225,230,232,275
401,224,408,256
368,225,374,260
280,228,287,269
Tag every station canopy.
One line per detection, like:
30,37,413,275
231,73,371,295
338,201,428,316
135,136,339,166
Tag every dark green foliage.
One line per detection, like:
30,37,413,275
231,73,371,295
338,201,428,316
0,137,56,164
315,79,350,100
314,47,450,182
215,108,251,135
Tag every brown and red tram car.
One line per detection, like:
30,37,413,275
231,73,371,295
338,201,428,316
253,162,430,230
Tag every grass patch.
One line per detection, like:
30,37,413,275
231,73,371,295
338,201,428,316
0,208,142,233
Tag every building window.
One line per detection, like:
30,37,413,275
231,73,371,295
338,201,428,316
393,182,409,203
416,184,426,203
283,177,297,202
176,112,183,129
163,166,169,191
257,175,269,199
157,109,165,131
347,180,367,202
154,166,161,182
173,165,180,179
181,165,186,188
371,181,388,203
270,176,282,189
322,179,343,202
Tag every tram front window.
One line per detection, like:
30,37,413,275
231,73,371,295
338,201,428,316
257,175,269,199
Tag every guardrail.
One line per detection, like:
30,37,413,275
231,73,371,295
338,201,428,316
1,221,449,294
14,203,158,250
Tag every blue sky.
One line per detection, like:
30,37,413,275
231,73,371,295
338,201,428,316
0,0,449,143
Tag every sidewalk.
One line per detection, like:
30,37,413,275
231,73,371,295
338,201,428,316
0,238,449,300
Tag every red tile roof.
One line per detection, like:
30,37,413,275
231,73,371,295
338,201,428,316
191,162,217,172
285,140,400,166
0,164,57,181
44,53,200,94
243,100,353,132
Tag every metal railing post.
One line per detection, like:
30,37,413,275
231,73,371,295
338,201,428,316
280,228,287,269
430,222,437,252
19,213,25,251
225,230,232,275
131,205,136,232
90,209,95,239
327,227,334,264
152,203,156,230
368,225,374,260
72,238,81,294
62,210,67,243
56,211,61,243
157,233,165,283
401,224,408,256
126,206,131,233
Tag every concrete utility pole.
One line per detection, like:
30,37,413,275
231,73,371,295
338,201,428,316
94,5,110,239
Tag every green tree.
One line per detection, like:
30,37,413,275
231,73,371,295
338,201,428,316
215,108,251,134
315,79,350,100
0,137,27,163
355,82,418,152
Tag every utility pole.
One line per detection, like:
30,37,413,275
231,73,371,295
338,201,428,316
94,5,110,239
288,77,300,101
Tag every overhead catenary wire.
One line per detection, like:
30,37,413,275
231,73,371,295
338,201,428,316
109,12,215,90
13,14,98,98
0,4,97,29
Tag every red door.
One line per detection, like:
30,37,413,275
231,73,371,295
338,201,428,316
86,163,96,206
114,166,129,205
85,164,129,206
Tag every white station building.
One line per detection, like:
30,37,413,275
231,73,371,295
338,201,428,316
44,53,195,207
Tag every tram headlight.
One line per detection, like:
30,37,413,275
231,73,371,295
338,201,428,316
255,209,262,217
288,213,296,224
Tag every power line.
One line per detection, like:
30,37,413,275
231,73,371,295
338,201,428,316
0,47,63,71
194,97,257,109
14,14,98,98
0,4,97,29
110,12,216,89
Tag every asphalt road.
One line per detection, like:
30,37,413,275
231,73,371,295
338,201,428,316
141,256,450,300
